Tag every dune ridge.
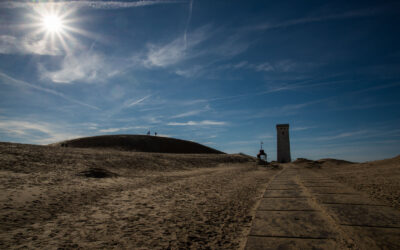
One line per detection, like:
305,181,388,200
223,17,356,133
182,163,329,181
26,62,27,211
51,134,224,154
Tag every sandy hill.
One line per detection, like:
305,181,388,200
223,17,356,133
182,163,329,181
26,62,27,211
0,142,399,248
293,155,400,209
0,141,262,249
293,157,354,168
51,134,223,154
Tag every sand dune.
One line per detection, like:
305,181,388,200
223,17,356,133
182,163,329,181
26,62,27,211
315,155,400,210
292,156,400,210
51,134,224,154
1,142,399,249
0,142,273,249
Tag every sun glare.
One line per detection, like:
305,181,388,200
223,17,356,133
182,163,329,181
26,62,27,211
42,14,63,33
26,3,88,53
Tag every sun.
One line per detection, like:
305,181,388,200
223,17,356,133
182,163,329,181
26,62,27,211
25,3,89,53
42,14,64,33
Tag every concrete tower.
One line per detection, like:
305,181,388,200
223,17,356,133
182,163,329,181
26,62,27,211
276,124,291,163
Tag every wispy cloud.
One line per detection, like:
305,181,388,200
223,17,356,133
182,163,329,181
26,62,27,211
0,71,100,110
171,110,202,118
243,99,326,119
144,38,186,68
0,119,83,144
261,79,352,94
175,65,204,78
212,33,252,58
0,1,183,10
221,60,320,73
258,133,274,139
167,120,227,126
144,23,253,76
184,0,194,48
125,95,152,107
352,82,400,94
98,126,148,133
178,81,336,112
291,126,317,131
251,7,389,31
0,35,62,56
333,101,400,111
316,130,371,141
144,25,211,68
39,50,121,84
171,105,210,118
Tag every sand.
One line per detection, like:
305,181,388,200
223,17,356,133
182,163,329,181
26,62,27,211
1,142,399,249
0,142,275,249
246,163,400,249
315,157,400,210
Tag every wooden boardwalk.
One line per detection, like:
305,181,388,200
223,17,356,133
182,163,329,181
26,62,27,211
245,165,400,249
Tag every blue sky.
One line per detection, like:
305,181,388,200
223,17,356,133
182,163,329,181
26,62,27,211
0,0,399,162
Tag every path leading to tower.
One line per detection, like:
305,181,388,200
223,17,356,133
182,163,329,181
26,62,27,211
245,165,400,249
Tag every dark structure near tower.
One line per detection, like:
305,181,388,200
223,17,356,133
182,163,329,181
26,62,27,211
276,124,291,163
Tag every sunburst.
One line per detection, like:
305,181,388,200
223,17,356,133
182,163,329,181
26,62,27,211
42,14,64,33
25,2,89,54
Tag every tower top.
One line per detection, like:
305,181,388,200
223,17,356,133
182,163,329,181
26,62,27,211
276,124,289,128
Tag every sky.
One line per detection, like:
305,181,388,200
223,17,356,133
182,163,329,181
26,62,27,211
0,0,399,162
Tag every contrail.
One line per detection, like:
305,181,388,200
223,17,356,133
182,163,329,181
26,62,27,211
0,1,184,10
0,72,100,110
184,0,193,49
126,95,152,107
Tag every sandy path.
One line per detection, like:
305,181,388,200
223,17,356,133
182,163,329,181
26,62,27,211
245,165,400,249
0,163,276,249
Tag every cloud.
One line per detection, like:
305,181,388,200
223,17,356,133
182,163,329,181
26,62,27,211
144,25,211,68
0,119,83,144
171,105,210,118
256,60,300,72
81,122,99,130
144,38,186,68
98,126,147,133
125,95,152,107
175,65,204,78
221,60,318,73
212,33,252,58
171,110,202,118
258,133,274,139
98,128,124,133
181,99,208,105
251,7,389,31
233,61,249,69
0,1,183,10
184,0,194,48
40,50,120,83
242,99,326,119
167,120,227,126
0,71,100,110
352,82,400,94
0,35,62,56
291,126,317,131
316,130,371,141
144,25,252,76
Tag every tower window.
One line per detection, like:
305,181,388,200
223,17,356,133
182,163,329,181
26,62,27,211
282,132,284,135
